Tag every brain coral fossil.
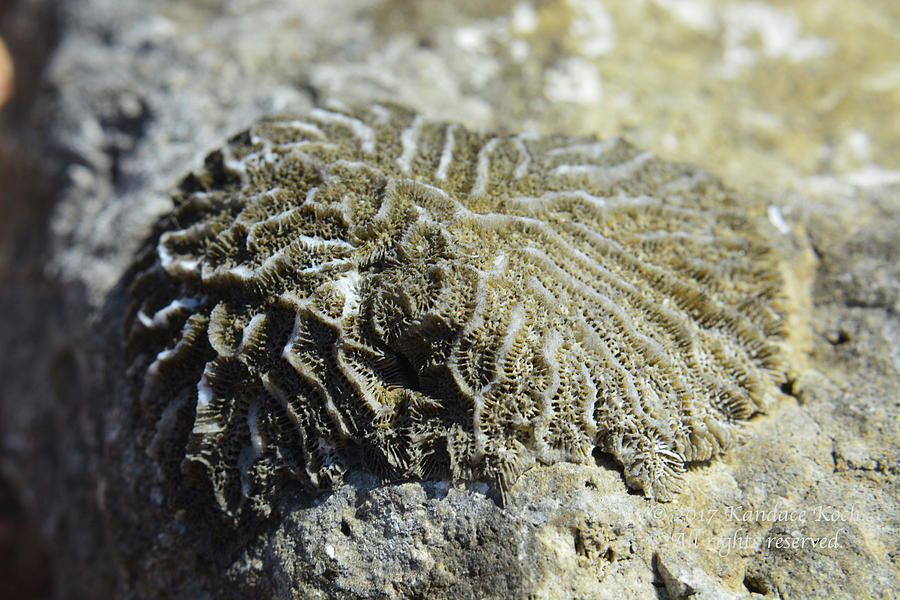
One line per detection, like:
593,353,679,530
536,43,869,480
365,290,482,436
123,103,787,518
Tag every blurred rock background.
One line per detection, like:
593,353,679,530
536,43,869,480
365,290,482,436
0,1,898,598
1,1,58,597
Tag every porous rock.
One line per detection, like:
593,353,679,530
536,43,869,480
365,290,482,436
2,1,899,599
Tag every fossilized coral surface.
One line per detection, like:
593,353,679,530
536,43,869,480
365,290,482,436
123,103,786,518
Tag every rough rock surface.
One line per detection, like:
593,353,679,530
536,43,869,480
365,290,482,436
0,0,898,599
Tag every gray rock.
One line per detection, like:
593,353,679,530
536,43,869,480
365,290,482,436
1,0,898,599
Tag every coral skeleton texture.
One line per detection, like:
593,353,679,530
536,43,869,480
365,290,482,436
123,103,786,518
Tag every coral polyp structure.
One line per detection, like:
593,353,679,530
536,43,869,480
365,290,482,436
124,103,786,518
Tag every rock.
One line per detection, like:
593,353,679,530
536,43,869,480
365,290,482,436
656,550,747,600
0,0,898,599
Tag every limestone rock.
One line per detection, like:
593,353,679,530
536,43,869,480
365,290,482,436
1,1,898,599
